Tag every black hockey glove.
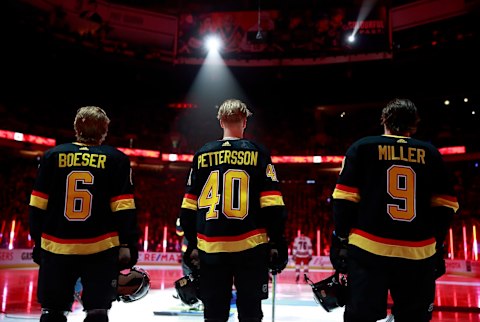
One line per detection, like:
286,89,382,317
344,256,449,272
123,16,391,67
183,247,200,275
129,244,139,267
330,231,348,274
32,244,41,265
434,245,446,280
268,239,288,275
119,244,139,270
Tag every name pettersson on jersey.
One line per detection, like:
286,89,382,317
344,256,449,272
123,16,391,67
197,150,258,168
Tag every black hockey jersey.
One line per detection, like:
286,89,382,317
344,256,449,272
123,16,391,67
29,142,138,255
332,135,459,260
180,139,285,253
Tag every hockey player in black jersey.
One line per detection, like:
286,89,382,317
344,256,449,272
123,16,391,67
180,99,288,322
29,106,140,322
330,98,459,322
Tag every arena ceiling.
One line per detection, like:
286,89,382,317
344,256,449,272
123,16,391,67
0,0,479,112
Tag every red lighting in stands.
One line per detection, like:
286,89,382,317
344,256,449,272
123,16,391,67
0,128,469,163
314,155,345,163
144,225,149,252
271,155,344,164
438,146,466,155
0,129,56,146
161,154,344,164
167,103,198,109
473,225,478,261
117,148,160,158
449,228,454,259
161,154,194,162
272,156,313,163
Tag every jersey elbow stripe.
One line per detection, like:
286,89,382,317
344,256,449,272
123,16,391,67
260,191,285,207
349,229,436,260
110,195,136,212
431,195,460,212
29,191,49,210
332,188,360,203
181,195,198,210
176,230,185,237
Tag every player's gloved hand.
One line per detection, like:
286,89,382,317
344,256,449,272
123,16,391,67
434,245,446,279
183,247,200,274
330,231,348,274
32,244,41,265
119,244,138,269
268,239,288,275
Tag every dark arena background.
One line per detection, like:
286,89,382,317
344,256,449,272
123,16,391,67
0,0,480,321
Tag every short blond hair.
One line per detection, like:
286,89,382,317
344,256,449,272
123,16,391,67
217,99,252,123
74,106,110,144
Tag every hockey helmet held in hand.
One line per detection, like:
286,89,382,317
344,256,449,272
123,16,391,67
117,267,151,303
174,273,199,306
305,272,348,312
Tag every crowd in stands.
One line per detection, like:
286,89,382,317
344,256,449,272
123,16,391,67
6,0,477,66
13,0,388,61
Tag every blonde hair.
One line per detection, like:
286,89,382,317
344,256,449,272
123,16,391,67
217,99,252,123
74,106,110,144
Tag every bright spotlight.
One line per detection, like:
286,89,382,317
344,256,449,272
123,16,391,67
347,34,355,43
205,35,222,52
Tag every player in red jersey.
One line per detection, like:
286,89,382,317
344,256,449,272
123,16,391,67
292,233,313,283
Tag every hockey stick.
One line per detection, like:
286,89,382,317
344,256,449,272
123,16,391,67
272,273,276,322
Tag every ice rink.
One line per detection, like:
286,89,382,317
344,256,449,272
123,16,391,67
1,266,479,322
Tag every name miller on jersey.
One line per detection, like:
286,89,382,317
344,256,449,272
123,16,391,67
198,150,258,168
58,152,107,169
378,145,425,164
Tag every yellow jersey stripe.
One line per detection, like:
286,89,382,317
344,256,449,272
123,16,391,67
431,195,459,212
41,235,120,255
349,232,436,260
29,194,48,210
332,188,361,203
110,198,135,212
198,232,268,253
260,195,285,208
181,197,198,211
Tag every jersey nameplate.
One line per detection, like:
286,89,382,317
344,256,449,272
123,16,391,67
58,152,107,169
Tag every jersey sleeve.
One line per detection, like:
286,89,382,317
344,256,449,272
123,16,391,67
28,151,54,244
430,148,459,245
180,158,200,249
111,153,139,246
332,143,360,238
430,149,459,212
259,153,287,244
